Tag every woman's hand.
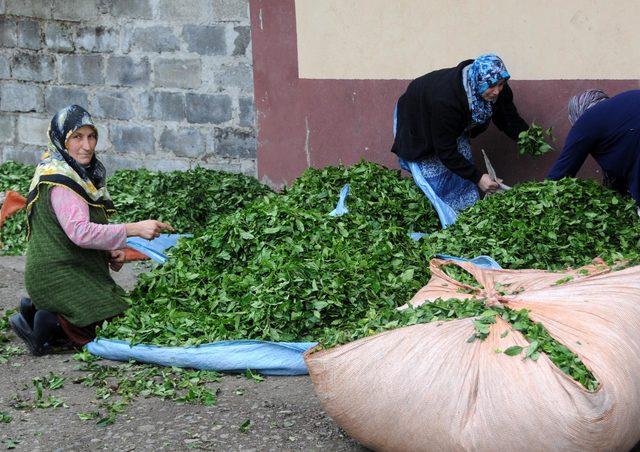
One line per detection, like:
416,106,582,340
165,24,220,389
109,249,126,272
125,220,175,240
477,174,500,194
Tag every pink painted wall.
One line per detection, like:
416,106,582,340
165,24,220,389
250,0,637,188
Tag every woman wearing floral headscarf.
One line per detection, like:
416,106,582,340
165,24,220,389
9,105,173,356
392,54,529,212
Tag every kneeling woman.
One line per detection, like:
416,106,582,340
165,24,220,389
10,105,173,355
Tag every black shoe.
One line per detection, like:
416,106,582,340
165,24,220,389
19,297,36,328
8,313,51,356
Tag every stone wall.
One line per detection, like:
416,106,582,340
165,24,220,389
0,0,255,175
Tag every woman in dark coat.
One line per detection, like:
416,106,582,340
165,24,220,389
547,89,640,211
392,54,528,213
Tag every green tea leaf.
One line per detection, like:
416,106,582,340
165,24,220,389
504,345,524,356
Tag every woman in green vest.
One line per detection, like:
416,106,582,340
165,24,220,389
9,105,173,356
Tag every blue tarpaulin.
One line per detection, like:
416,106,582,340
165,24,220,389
328,184,350,217
87,339,317,376
126,233,192,264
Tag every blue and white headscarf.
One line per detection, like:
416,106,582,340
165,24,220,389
463,54,511,126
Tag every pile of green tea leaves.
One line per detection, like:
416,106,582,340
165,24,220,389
0,162,273,254
518,123,555,157
109,167,273,233
283,161,439,231
424,179,640,269
100,162,439,345
0,162,34,255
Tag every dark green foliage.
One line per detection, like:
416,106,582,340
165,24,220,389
319,297,487,348
100,193,432,344
499,307,598,391
518,123,555,156
0,163,273,254
0,162,35,255
283,161,439,232
424,179,640,270
100,162,439,345
0,162,34,193
109,167,273,233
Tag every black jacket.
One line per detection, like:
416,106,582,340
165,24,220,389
391,60,528,183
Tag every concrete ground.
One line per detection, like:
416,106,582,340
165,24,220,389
0,256,365,452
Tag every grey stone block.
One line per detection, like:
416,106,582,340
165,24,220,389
95,0,110,14
60,55,105,85
183,25,226,56
106,56,149,87
52,0,99,21
2,146,41,165
153,58,201,89
17,115,49,145
213,63,253,93
17,20,41,50
0,84,43,112
94,123,110,151
186,93,231,124
156,0,212,22
145,159,191,172
0,0,5,14
6,0,51,18
11,52,55,82
100,154,144,175
77,26,118,52
131,26,180,53
239,159,256,176
239,97,254,127
110,0,152,19
159,127,205,158
0,115,15,143
141,91,185,122
92,92,133,120
0,18,17,48
45,22,75,52
109,124,155,154
233,25,250,56
212,0,248,21
200,159,241,173
0,55,9,79
44,86,89,114
213,128,256,158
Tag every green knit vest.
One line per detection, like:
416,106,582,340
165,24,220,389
24,184,127,327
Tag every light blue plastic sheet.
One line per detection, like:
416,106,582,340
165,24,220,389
404,160,458,228
393,102,459,229
87,338,318,376
328,184,350,217
126,233,193,264
435,253,502,270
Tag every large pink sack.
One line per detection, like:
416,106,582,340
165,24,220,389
305,259,640,451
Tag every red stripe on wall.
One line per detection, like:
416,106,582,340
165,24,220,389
250,0,638,187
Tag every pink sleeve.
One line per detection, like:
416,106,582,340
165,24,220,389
50,186,127,250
